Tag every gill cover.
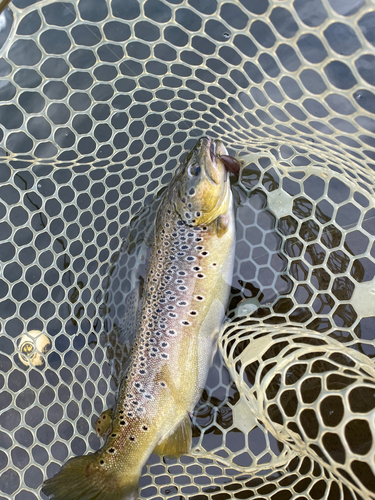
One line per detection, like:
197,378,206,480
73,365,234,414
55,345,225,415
171,137,231,226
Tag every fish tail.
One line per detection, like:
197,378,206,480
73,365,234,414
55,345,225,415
42,452,139,500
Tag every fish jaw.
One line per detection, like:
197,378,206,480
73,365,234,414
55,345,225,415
195,136,227,185
171,136,231,226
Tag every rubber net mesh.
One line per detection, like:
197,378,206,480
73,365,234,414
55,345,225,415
1,0,375,499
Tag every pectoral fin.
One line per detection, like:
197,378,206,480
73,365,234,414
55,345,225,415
216,214,229,237
154,414,192,458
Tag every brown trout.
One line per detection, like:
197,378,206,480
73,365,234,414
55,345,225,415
42,136,236,500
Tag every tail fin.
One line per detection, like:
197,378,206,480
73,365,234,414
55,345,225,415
42,452,139,500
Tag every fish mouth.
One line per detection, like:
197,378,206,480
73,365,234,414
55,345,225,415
209,138,216,162
197,137,227,185
201,136,219,162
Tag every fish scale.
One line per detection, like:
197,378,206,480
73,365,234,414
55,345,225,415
42,136,236,500
119,204,217,417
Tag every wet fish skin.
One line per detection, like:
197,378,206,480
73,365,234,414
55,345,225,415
42,136,236,500
0,0,12,15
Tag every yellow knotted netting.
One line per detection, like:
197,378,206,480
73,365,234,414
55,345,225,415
1,0,375,498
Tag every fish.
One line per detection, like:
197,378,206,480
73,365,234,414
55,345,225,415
42,136,236,500
0,0,12,15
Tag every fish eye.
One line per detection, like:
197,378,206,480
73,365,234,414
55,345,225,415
189,164,201,176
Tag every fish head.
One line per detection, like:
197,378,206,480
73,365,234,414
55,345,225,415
171,137,231,225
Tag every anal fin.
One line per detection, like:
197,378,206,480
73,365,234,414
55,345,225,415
154,414,192,458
